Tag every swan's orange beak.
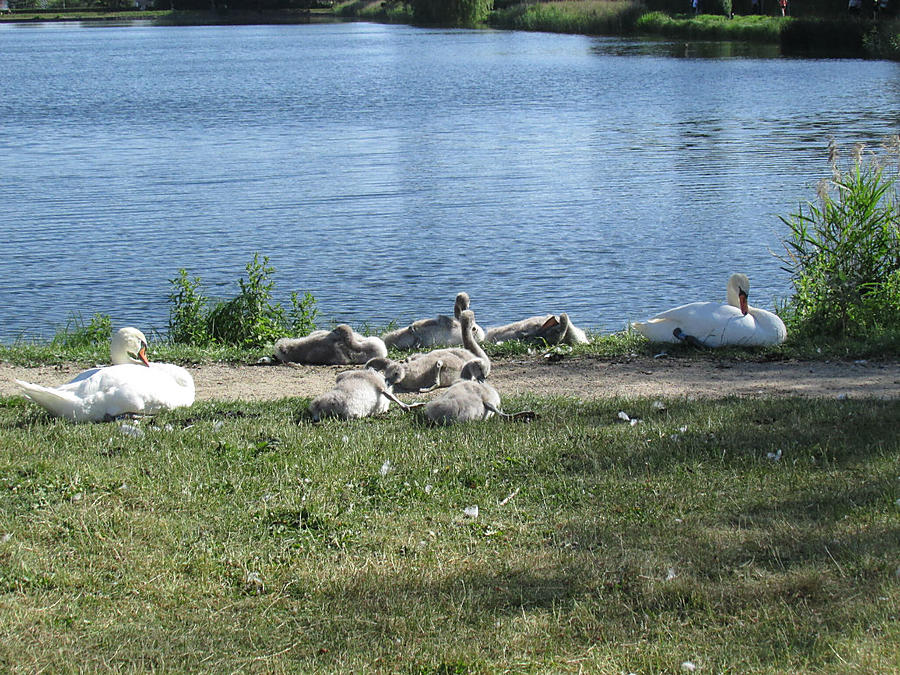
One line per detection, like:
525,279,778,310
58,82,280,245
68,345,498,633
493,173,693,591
138,343,151,367
541,316,560,329
739,290,749,316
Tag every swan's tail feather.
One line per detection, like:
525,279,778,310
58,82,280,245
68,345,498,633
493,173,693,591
14,380,81,420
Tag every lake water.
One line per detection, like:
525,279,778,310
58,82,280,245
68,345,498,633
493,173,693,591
1,21,898,343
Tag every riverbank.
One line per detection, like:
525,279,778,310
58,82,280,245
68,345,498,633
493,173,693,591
2,2,897,60
487,1,900,59
4,354,899,402
0,8,337,24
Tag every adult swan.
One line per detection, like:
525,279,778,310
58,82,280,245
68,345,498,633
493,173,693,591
631,273,787,347
15,327,195,422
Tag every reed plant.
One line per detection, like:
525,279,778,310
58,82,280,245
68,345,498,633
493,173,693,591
0,394,896,671
778,137,900,344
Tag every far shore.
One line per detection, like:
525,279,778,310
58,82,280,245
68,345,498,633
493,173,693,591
0,8,339,24
4,6,897,61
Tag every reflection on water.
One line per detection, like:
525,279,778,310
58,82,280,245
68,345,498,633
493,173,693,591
0,22,898,342
592,36,783,59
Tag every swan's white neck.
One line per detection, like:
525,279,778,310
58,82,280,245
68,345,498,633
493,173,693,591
726,274,750,316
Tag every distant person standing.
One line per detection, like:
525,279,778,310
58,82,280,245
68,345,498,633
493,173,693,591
848,0,862,13
778,0,787,14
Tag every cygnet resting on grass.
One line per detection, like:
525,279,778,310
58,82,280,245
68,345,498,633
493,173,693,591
382,292,485,349
274,325,388,365
308,368,408,421
367,309,488,392
485,313,589,345
558,314,590,345
420,359,535,425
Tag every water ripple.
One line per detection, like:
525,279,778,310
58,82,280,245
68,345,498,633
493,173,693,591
1,23,898,341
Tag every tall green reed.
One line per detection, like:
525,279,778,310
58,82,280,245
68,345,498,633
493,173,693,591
778,136,899,341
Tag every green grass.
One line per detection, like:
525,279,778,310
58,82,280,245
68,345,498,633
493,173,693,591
488,2,899,60
488,2,787,42
334,0,414,21
0,394,897,671
0,9,171,22
490,0,646,35
635,11,787,42
0,8,340,24
2,322,898,370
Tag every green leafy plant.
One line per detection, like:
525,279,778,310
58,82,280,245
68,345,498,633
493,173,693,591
168,269,211,346
207,254,287,349
167,253,318,348
288,291,319,337
778,137,899,341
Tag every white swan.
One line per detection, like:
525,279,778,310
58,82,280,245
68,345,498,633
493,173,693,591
631,273,787,347
382,292,486,349
309,368,408,421
14,327,195,422
274,325,387,365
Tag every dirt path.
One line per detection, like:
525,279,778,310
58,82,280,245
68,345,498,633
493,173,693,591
2,355,898,402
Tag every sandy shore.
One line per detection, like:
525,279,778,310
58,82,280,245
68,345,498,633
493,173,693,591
3,355,898,402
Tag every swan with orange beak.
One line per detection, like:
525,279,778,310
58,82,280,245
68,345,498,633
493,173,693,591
631,273,786,347
14,327,194,422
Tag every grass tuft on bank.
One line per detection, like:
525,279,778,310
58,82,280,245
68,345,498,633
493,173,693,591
635,10,786,41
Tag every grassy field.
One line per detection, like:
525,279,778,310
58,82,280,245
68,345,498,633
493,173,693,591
490,0,647,36
0,9,169,21
0,389,897,672
0,8,340,24
634,11,786,42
